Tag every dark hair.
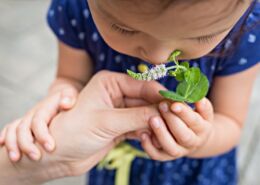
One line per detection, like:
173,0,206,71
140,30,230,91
208,0,259,57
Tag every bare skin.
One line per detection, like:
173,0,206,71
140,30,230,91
1,0,259,163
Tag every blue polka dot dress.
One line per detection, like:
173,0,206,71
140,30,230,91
47,0,260,185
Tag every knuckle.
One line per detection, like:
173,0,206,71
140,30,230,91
168,148,181,158
141,107,150,124
179,134,192,145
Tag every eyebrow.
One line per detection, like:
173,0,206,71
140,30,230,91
94,0,137,30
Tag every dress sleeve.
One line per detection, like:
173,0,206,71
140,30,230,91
215,4,260,76
46,0,87,49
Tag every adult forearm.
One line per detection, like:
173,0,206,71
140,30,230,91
188,113,241,158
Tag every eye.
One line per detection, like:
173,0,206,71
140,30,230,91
196,35,216,44
110,23,138,36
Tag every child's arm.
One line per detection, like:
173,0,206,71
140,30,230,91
0,41,94,162
140,64,259,160
189,63,260,157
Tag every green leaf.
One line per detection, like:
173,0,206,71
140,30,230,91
176,73,209,103
168,70,177,77
167,50,181,64
184,67,201,85
127,69,141,80
175,68,185,82
180,61,190,69
159,90,186,102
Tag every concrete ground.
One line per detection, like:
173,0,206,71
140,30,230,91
0,1,259,185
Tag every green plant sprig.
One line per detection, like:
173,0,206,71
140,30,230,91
127,50,209,103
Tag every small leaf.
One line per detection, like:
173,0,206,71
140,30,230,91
184,67,200,85
176,73,209,103
127,69,141,80
175,68,185,82
159,90,186,102
167,50,181,64
180,61,190,69
168,70,177,77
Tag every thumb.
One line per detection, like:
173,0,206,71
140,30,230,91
104,105,159,136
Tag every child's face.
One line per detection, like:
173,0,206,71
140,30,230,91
88,0,251,64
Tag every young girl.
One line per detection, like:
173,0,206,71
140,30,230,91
1,0,260,185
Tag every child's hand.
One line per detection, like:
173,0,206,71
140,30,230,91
140,98,214,161
0,87,78,162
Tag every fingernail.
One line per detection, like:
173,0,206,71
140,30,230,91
29,152,39,160
151,117,161,129
9,151,17,160
62,97,72,105
200,98,206,106
141,133,147,141
159,102,168,113
172,104,182,113
44,142,53,152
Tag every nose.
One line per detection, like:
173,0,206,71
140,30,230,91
138,44,173,65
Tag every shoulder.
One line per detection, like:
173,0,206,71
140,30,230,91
213,0,260,76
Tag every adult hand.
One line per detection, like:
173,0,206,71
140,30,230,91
0,70,165,185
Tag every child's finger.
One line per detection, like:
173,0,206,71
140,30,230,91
5,120,21,162
0,126,7,145
195,98,214,122
158,102,197,148
151,135,162,149
17,116,41,161
149,116,185,157
170,102,204,134
31,112,55,152
59,88,78,109
140,132,172,161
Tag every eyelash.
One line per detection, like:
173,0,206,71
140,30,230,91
110,23,216,43
110,24,138,36
196,35,216,44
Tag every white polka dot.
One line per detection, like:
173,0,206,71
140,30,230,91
58,5,63,12
136,159,143,165
71,19,77,27
165,162,173,168
248,34,256,43
224,39,232,49
59,28,65,35
239,58,247,65
92,32,99,42
191,160,199,168
115,55,122,63
49,10,55,17
181,164,190,172
99,53,106,61
173,173,180,180
83,9,90,18
198,174,204,181
217,65,223,71
130,65,136,71
78,32,85,40
193,62,199,67
211,65,215,71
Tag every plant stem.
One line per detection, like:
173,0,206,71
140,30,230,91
166,65,187,71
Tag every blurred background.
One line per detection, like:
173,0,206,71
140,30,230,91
0,1,259,185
